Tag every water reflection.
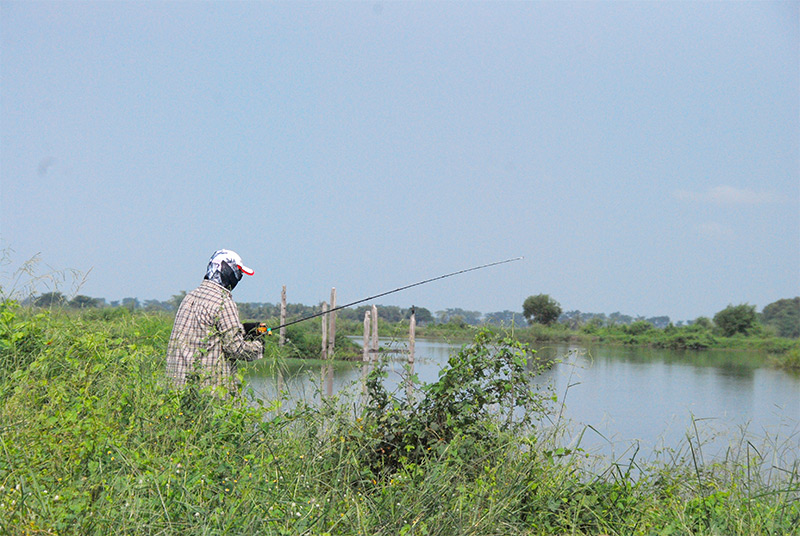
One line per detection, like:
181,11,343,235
541,344,799,465
243,337,800,464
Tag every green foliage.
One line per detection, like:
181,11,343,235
81,306,132,322
263,323,361,360
692,316,714,329
360,330,551,473
33,291,67,308
518,321,576,344
508,310,800,355
770,347,800,370
580,316,605,334
714,303,759,337
522,294,562,326
1,309,797,535
654,329,717,350
0,299,50,393
625,320,654,336
762,297,800,338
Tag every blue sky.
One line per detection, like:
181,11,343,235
1,1,798,322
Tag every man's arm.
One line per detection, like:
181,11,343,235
218,298,263,361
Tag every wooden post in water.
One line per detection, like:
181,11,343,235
370,305,379,360
409,306,416,365
327,288,337,359
407,307,416,402
362,310,371,362
320,302,328,360
320,300,334,397
360,310,372,398
279,285,287,346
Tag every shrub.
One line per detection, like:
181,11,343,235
714,303,758,337
0,299,49,394
360,329,553,473
625,320,654,336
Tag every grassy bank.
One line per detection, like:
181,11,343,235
512,322,800,370
332,313,799,358
1,302,798,535
391,319,799,369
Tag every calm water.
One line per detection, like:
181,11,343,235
244,338,800,465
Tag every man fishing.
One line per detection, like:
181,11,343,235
166,249,263,393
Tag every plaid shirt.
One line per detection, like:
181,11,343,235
166,280,262,390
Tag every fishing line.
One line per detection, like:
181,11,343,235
259,256,524,333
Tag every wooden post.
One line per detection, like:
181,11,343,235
327,288,336,398
409,306,416,366
407,307,416,402
320,302,328,360
362,310,371,362
360,310,371,398
370,305,379,360
279,285,287,346
327,287,337,359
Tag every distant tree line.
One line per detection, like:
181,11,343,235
22,290,527,328
522,293,799,339
20,290,799,338
22,292,184,313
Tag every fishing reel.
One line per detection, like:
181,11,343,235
243,322,271,340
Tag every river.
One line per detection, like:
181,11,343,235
244,337,800,468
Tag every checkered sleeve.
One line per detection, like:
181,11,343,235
218,296,263,362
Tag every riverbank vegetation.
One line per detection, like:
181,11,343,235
23,287,798,360
8,293,799,374
1,301,799,534
326,306,799,369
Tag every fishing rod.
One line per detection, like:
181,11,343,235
244,256,524,336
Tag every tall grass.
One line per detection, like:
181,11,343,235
1,301,798,535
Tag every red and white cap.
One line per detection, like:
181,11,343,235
206,249,254,279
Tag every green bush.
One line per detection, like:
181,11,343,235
654,330,717,350
0,299,50,393
625,320,654,336
360,330,552,473
714,303,759,337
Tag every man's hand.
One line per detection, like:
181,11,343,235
243,322,271,340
